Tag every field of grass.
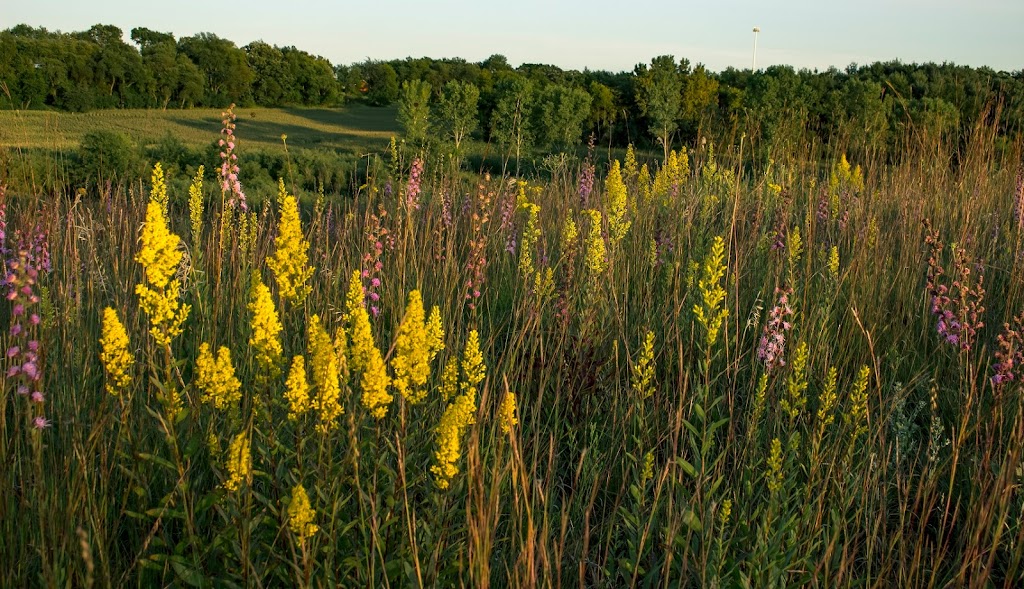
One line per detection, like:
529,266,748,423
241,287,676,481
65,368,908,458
1,109,1024,587
0,104,399,154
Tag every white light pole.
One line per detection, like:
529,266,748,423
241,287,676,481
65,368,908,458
752,26,760,71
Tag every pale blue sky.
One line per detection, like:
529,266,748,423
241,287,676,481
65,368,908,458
3,0,1022,73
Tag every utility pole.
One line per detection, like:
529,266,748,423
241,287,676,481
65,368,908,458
752,26,760,71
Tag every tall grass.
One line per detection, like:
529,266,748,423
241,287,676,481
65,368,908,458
0,107,1023,588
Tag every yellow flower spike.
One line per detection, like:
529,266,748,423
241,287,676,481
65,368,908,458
195,343,242,411
287,483,319,541
248,278,283,378
223,431,252,492
781,341,809,421
692,236,729,349
99,307,133,395
308,315,343,433
519,203,541,278
845,366,871,443
606,160,630,244
391,290,430,404
583,209,607,277
360,337,392,419
267,179,313,306
637,163,652,204
425,305,445,361
461,329,486,401
284,355,311,421
630,330,656,400
499,390,518,435
150,162,167,214
817,366,839,435
439,356,459,402
135,201,189,347
765,437,783,495
188,165,204,249
431,391,477,489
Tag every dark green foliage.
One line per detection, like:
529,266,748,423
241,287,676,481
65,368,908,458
77,129,140,185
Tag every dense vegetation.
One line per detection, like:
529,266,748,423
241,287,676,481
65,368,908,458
3,23,1023,163
2,83,1024,586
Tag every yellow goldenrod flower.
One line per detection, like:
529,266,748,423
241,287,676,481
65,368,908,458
499,390,518,434
751,372,768,426
641,451,654,485
637,164,652,204
845,366,871,443
287,483,319,541
391,290,430,404
623,144,638,183
693,236,729,349
425,305,445,361
788,226,803,267
267,180,313,306
343,269,364,326
431,391,477,489
606,160,630,245
781,341,808,421
188,165,204,251
360,339,392,419
224,431,252,492
816,366,839,437
135,201,190,347
519,203,541,277
284,355,311,421
461,329,486,398
719,499,732,528
99,307,133,395
440,356,459,402
195,343,242,411
583,209,607,277
308,315,343,432
630,330,656,400
333,326,350,384
348,300,374,375
248,277,283,378
828,245,840,281
150,162,167,214
765,437,783,495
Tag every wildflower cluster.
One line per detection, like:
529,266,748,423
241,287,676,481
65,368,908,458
499,390,518,434
693,236,729,349
992,313,1024,388
757,287,794,371
287,484,319,541
195,343,242,411
781,341,809,421
765,437,784,494
219,104,247,211
268,180,313,306
284,355,311,420
136,201,189,347
188,166,204,250
432,330,485,489
924,222,985,350
223,431,252,492
405,157,424,210
606,160,630,245
391,290,443,404
308,315,343,432
4,227,51,429
465,178,492,310
583,209,607,277
630,330,656,400
248,277,283,377
99,307,133,395
361,205,391,318
151,162,168,215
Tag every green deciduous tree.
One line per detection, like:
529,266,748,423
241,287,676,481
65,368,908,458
397,79,432,147
435,79,479,154
491,73,534,168
635,55,683,160
535,84,591,149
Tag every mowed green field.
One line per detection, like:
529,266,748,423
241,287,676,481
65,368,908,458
0,104,400,153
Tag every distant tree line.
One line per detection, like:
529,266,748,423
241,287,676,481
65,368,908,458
3,23,1023,157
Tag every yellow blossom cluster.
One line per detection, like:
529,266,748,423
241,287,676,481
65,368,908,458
499,390,518,435
99,307,133,395
693,236,729,348
151,162,168,214
605,160,630,244
391,291,436,404
195,343,242,411
224,431,252,492
188,165,204,250
248,278,283,377
432,330,486,489
284,355,311,421
287,483,319,541
583,209,607,277
308,315,342,432
267,180,313,306
630,330,656,400
135,201,189,347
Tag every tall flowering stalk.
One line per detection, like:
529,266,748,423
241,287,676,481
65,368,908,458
151,163,168,215
136,202,189,349
268,180,313,307
693,236,729,350
465,178,493,311
4,228,51,430
248,276,283,379
992,313,1024,389
432,330,485,489
188,165,204,253
195,343,242,412
757,287,794,371
284,355,311,421
391,290,433,405
99,307,134,396
308,315,343,433
630,330,656,400
219,104,247,212
405,157,424,211
924,221,985,351
223,431,252,492
606,160,630,246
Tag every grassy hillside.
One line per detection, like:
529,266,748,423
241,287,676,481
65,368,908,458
0,104,400,154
